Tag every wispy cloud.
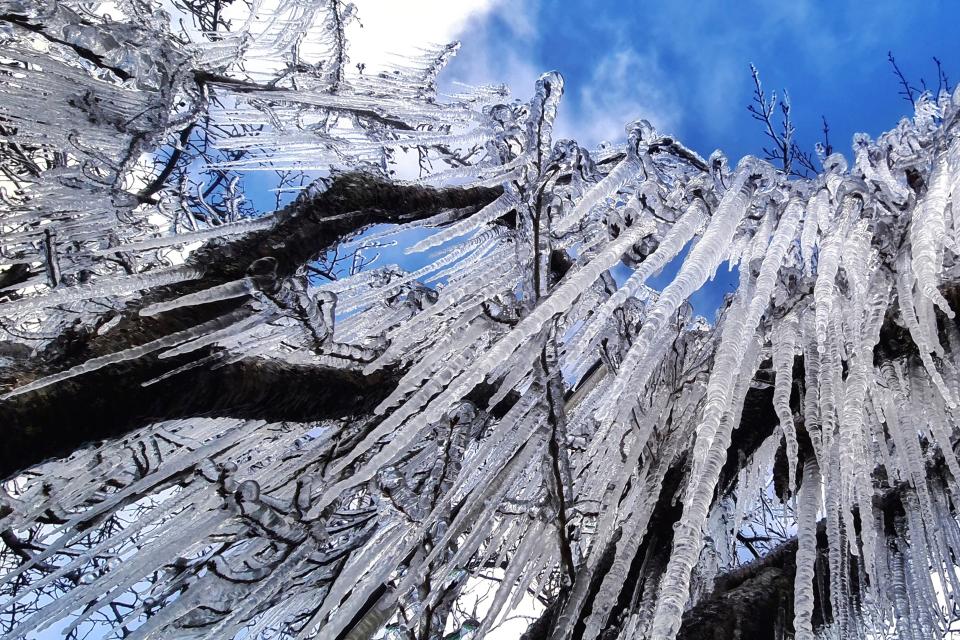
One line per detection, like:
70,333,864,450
438,1,542,102
555,48,682,147
438,5,686,150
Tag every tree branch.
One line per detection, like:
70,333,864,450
1,173,502,478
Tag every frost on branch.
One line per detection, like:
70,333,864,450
6,2,960,640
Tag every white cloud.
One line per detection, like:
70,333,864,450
345,3,685,151
556,48,682,147
345,1,541,104
345,2,684,151
347,0,501,72
432,0,542,103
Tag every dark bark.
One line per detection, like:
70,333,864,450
517,377,784,640
0,344,398,479
0,174,502,479
189,172,502,285
522,289,960,640
674,458,951,640
676,536,801,640
25,174,499,372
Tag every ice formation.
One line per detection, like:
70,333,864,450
3,2,960,640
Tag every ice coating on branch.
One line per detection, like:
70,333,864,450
525,71,565,166
7,3,960,639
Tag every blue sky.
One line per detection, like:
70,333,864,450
441,0,959,162
344,1,959,318
433,0,957,318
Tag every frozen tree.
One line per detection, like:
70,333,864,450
3,2,960,639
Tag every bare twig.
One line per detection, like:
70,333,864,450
820,115,833,157
934,56,952,96
747,64,814,177
888,51,918,107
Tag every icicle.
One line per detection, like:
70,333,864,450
312,216,656,514
648,195,800,640
142,353,222,386
1,309,251,400
689,198,801,476
553,121,653,234
474,522,547,637
139,278,257,316
373,316,489,412
406,189,520,253
579,458,670,640
793,458,822,640
0,265,204,316
391,432,550,601
344,227,504,311
158,311,271,359
92,216,274,255
895,251,956,407
888,538,917,640
837,281,888,574
564,198,706,367
413,153,527,187
310,337,488,510
772,313,799,495
800,312,823,459
596,159,763,424
647,338,755,640
854,134,910,203
813,195,851,352
556,385,673,640
901,494,941,638
910,139,956,318
744,203,774,268
292,522,411,640
800,190,826,276
842,219,874,306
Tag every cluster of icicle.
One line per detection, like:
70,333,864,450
0,0,499,333
5,2,960,640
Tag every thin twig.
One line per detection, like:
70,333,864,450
888,51,917,107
